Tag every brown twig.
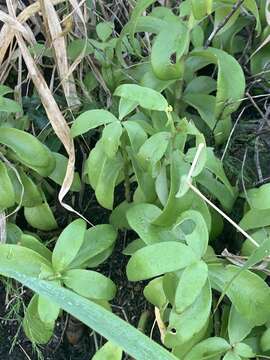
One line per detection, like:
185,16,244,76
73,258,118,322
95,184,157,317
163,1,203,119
204,0,245,48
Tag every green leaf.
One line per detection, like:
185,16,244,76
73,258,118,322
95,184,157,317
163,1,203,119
71,110,118,137
52,219,86,273
123,239,145,255
175,260,208,313
84,72,98,92
119,98,138,120
96,21,114,42
228,306,253,344
245,183,270,210
0,85,13,96
38,295,60,323
127,148,156,203
110,201,133,230
234,342,255,358
244,0,261,34
190,48,245,119
0,160,15,210
183,93,216,129
20,234,52,262
63,269,116,300
95,152,123,209
87,140,107,189
152,149,211,229
6,223,22,244
241,228,268,256
138,132,171,169
23,295,54,344
101,121,123,158
0,96,22,113
191,0,213,20
204,148,235,196
184,76,216,95
9,168,43,207
144,276,167,309
86,245,114,268
197,169,236,211
0,128,55,176
214,4,240,35
151,21,188,80
126,203,185,244
175,210,209,258
0,244,52,278
165,281,212,348
114,84,168,111
260,327,270,352
126,241,197,281
24,203,58,231
223,351,241,360
184,337,230,360
191,25,204,48
92,341,122,360
69,224,117,269
155,164,169,206
123,121,147,153
209,264,270,325
67,39,94,60
0,271,178,360
239,208,270,231
48,152,81,192
116,0,156,64
28,43,53,58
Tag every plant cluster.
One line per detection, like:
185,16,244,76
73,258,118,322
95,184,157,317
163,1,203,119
1,0,270,359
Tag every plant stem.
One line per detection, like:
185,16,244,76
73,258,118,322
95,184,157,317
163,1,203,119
123,149,131,202
137,310,151,333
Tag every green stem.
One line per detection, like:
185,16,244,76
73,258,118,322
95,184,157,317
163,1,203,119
122,149,131,203
165,106,176,135
137,310,151,333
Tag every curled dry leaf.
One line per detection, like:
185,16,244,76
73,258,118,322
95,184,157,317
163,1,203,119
155,307,166,344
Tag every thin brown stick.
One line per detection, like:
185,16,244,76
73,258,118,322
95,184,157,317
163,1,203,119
204,0,245,48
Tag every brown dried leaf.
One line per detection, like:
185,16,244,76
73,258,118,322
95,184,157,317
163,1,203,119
40,0,80,108
0,0,64,66
15,32,86,219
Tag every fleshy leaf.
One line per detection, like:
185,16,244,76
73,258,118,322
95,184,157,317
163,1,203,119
127,241,197,281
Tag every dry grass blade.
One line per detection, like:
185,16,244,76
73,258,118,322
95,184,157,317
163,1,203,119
0,0,65,67
65,0,88,78
154,307,166,344
0,10,35,45
15,34,92,224
0,212,6,244
16,33,73,208
40,0,80,108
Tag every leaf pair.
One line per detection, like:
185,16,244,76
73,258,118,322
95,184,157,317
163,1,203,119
1,219,118,344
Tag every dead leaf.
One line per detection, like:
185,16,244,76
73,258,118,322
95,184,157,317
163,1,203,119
40,0,80,108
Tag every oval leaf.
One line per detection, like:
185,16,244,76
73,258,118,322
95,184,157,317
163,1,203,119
127,241,197,281
52,219,86,272
71,109,118,137
63,269,116,300
114,84,168,111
